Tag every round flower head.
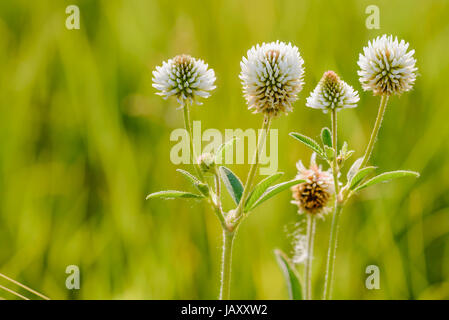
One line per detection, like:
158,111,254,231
291,153,334,218
306,71,359,113
152,54,216,105
358,35,417,96
240,41,305,117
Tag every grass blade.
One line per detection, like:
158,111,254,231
274,249,303,300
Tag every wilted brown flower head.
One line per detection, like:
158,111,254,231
291,154,334,218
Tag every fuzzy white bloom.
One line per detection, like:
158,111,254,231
306,71,359,113
240,41,305,117
152,54,216,105
358,35,417,96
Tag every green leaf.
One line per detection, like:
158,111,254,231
244,172,284,212
176,169,201,185
348,166,376,190
324,145,335,161
321,127,332,148
176,169,209,196
215,137,238,164
219,166,244,205
354,170,420,192
146,190,204,200
274,249,303,300
289,132,325,158
247,178,305,212
341,141,348,154
347,157,363,182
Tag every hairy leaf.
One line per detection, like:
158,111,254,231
275,249,303,300
215,137,238,164
354,170,420,192
247,178,305,212
321,127,332,148
146,190,204,200
347,157,363,182
176,169,209,196
349,166,376,190
244,172,284,212
289,132,325,158
219,166,244,205
324,145,335,161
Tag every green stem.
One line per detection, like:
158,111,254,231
331,109,340,196
323,203,343,300
219,230,235,300
304,214,316,300
323,108,342,300
211,169,227,229
183,103,204,181
235,115,271,221
360,94,389,169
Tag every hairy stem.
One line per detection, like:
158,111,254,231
304,214,316,300
219,230,235,300
331,109,340,196
323,203,343,300
323,108,342,300
219,115,271,299
211,169,227,229
235,116,271,221
360,94,389,168
182,103,204,180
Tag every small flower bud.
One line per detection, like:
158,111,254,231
197,153,215,173
306,71,359,113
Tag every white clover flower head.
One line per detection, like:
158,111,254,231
291,153,334,218
358,35,417,96
306,71,359,113
152,54,216,106
240,41,305,117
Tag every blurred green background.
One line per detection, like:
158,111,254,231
0,0,448,300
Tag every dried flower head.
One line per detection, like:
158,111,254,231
358,35,417,96
240,41,305,117
306,71,359,113
152,54,216,105
197,152,215,173
291,153,334,218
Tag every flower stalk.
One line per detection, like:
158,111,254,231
183,103,204,180
304,214,316,300
323,108,341,300
219,230,235,300
360,94,389,169
234,116,271,222
323,203,343,299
